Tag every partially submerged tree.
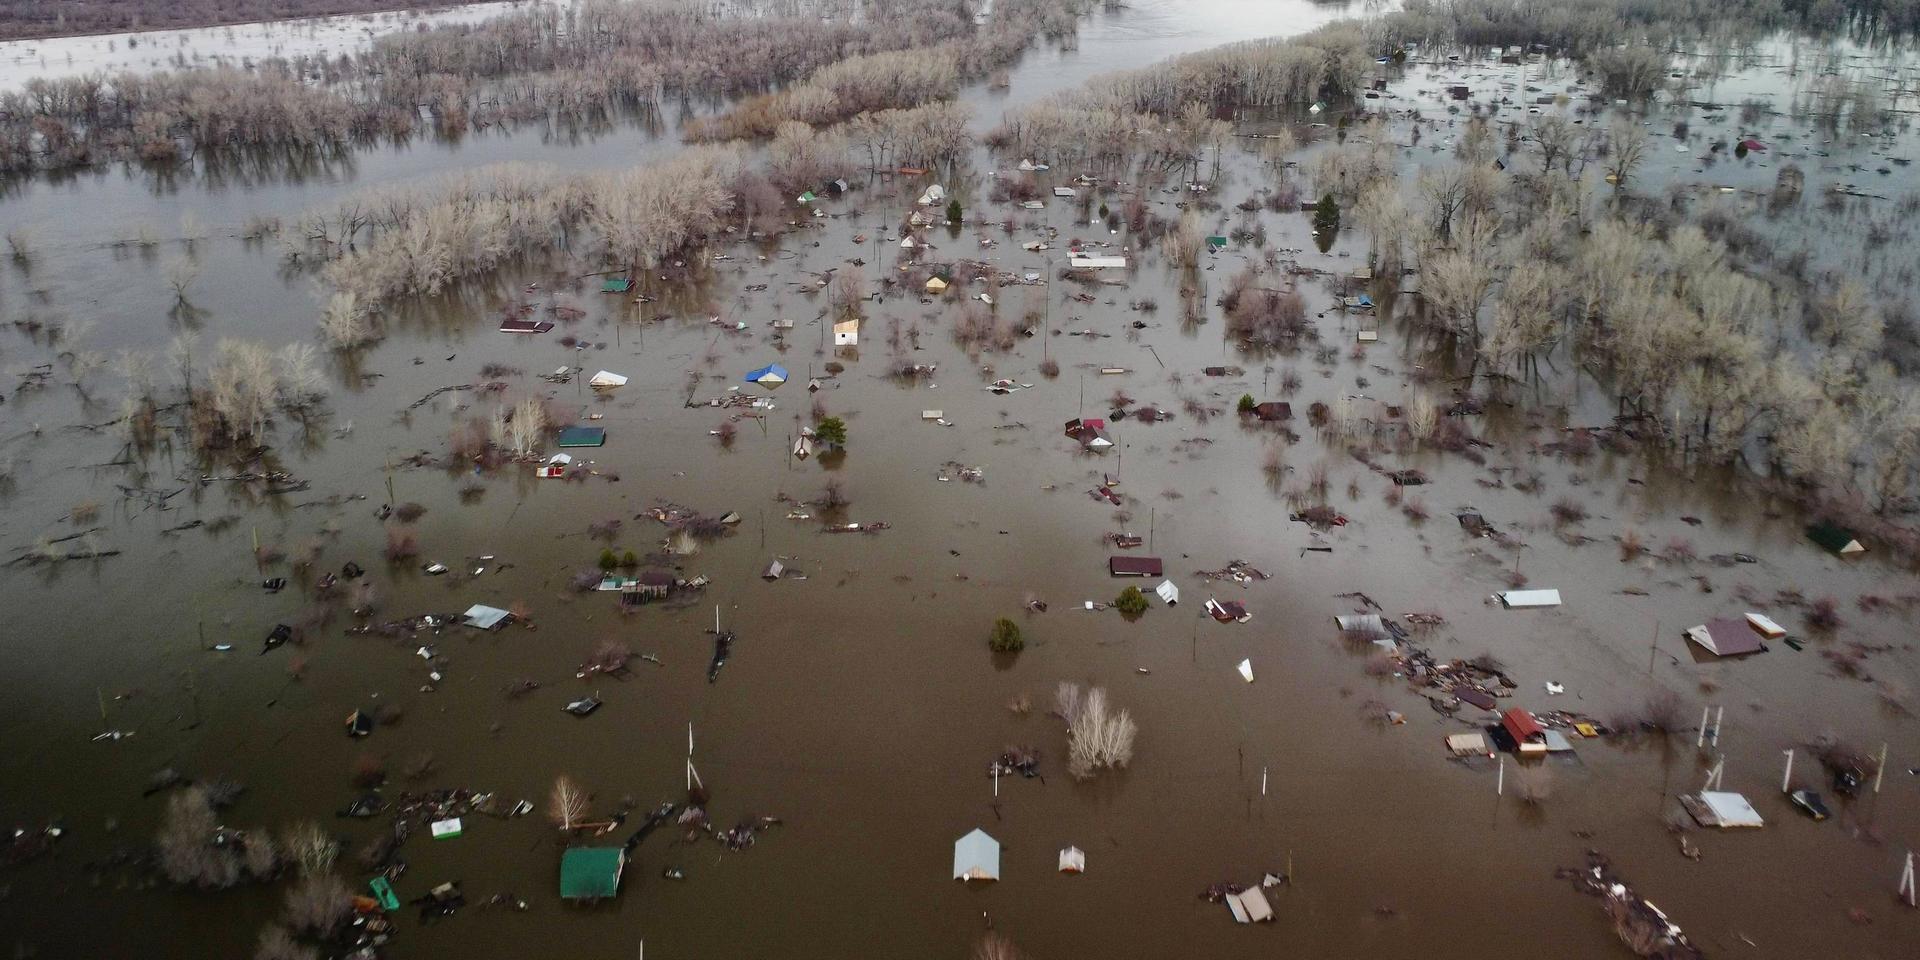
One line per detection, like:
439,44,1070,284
549,775,588,833
989,617,1024,653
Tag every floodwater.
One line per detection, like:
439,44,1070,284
2,4,1920,959
0,1,536,92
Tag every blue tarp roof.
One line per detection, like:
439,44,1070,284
745,364,789,384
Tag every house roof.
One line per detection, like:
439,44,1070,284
557,426,606,448
1109,556,1164,577
560,847,625,899
953,829,1000,881
1807,523,1864,555
1501,708,1545,743
1252,401,1292,421
1686,618,1765,657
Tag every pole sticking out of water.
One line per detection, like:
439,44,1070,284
1712,706,1725,748
1496,756,1504,796
1703,756,1725,792
993,765,999,798
1900,852,1916,908
1260,766,1267,797
1876,742,1889,794
1696,706,1711,749
1782,749,1794,794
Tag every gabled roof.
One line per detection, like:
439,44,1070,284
560,847,625,899
953,828,1000,881
1501,707,1544,743
1686,618,1765,657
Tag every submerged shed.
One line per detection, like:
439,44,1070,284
1502,708,1547,754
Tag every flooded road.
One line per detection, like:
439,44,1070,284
2,4,1919,959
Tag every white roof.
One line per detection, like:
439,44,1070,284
953,828,1000,881
1155,580,1179,605
1236,658,1254,682
1226,887,1273,922
922,410,944,420
1499,589,1561,608
1745,612,1786,638
429,818,463,839
1698,791,1764,828
546,453,573,466
1053,186,1077,197
588,370,629,388
460,604,511,630
1069,256,1128,269
1058,846,1085,873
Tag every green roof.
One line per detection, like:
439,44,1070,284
601,277,632,293
557,426,606,448
1206,236,1228,249
1806,523,1864,554
560,847,625,900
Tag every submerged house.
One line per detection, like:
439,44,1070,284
620,570,677,606
1807,523,1865,555
559,847,626,901
1108,556,1164,577
952,829,1000,881
1685,618,1766,657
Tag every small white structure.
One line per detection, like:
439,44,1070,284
921,410,944,421
834,318,859,346
459,604,512,631
1155,580,1180,605
953,829,1000,881
1745,612,1786,638
1069,255,1128,269
429,818,463,840
1445,733,1490,757
540,453,573,479
588,370,629,388
918,184,947,206
1685,791,1765,829
1053,186,1077,198
792,435,815,460
1058,846,1085,873
1236,658,1254,683
1226,887,1274,923
1498,589,1561,608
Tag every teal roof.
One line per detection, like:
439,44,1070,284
560,847,624,899
601,277,632,293
557,426,606,448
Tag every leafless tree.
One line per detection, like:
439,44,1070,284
550,775,588,832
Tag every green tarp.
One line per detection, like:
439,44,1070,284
1806,523,1864,555
557,426,606,448
601,277,632,293
560,847,625,900
1206,236,1228,250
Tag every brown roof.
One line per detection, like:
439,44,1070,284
1108,556,1164,577
1252,402,1292,421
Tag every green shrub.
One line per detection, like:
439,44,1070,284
1114,585,1148,616
596,548,618,571
989,617,1023,653
1238,393,1256,413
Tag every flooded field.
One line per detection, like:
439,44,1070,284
2,2,1920,959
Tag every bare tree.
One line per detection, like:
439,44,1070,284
1603,118,1649,190
550,775,588,832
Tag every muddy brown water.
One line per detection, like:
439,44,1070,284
3,4,1920,958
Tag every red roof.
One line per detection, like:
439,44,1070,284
1501,708,1544,743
